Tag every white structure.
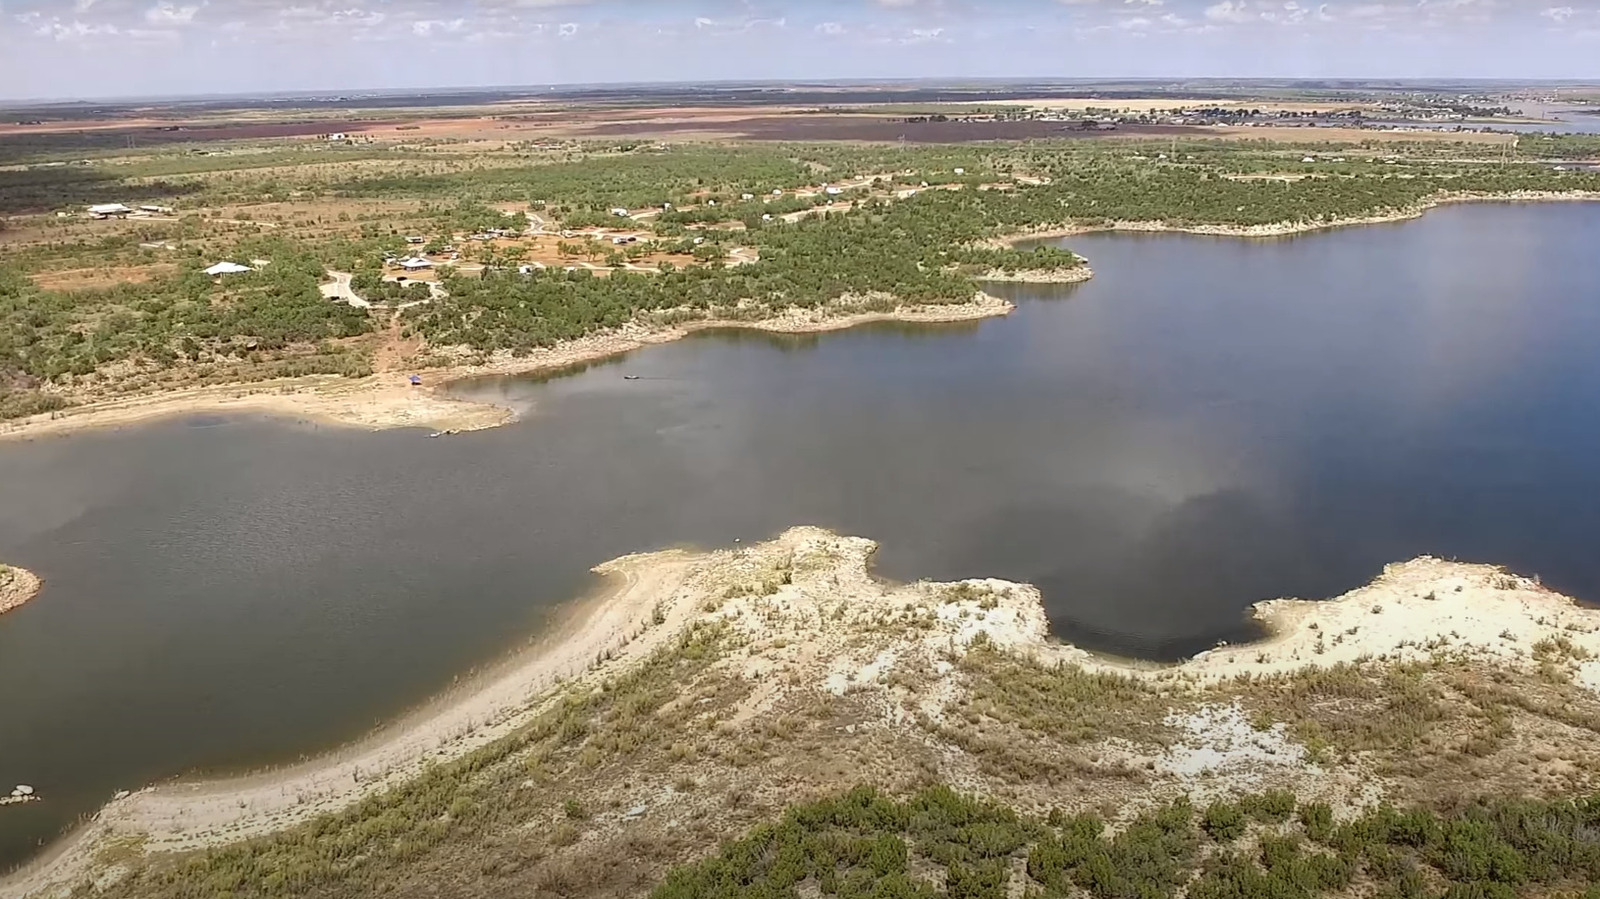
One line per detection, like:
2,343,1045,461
398,257,433,271
824,186,843,196
204,262,253,276
772,189,783,196
87,203,132,218
954,167,965,175
611,207,630,217
741,193,755,201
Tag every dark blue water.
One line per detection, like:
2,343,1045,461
2,201,1599,867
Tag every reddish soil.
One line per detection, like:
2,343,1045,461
575,115,1201,143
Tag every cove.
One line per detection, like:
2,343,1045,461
3,201,1600,869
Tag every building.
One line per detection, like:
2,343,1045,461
203,262,253,276
87,203,133,218
398,257,434,271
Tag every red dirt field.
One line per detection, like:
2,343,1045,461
574,115,1201,143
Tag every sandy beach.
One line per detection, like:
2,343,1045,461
0,567,42,617
9,523,1600,898
0,292,1014,444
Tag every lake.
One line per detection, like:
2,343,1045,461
3,201,1600,868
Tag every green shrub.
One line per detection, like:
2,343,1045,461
1203,801,1249,842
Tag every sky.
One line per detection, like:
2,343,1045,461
1,0,1597,101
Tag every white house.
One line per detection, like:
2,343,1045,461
741,193,755,201
611,207,630,217
87,203,132,218
398,257,434,271
954,167,965,175
772,189,783,196
204,262,253,276
824,186,843,196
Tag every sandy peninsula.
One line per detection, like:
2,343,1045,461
0,566,41,616
0,292,1014,444
9,525,1600,898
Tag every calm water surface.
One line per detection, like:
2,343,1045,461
3,203,1600,866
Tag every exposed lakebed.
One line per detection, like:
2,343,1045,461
3,202,1600,868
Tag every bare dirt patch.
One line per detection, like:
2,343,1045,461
29,263,176,291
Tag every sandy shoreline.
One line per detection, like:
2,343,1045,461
0,567,42,617
8,527,1600,897
0,547,704,897
992,190,1600,246
0,293,1014,444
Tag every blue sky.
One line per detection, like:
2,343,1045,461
2,0,1597,101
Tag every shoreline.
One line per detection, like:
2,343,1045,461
0,567,42,617
4,191,1594,445
8,528,1600,898
977,263,1095,284
0,293,1014,444
0,547,705,897
990,190,1600,246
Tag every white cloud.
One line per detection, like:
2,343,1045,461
1205,1,1255,22
410,17,466,35
144,2,200,25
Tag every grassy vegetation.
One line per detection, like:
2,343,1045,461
654,785,1600,899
